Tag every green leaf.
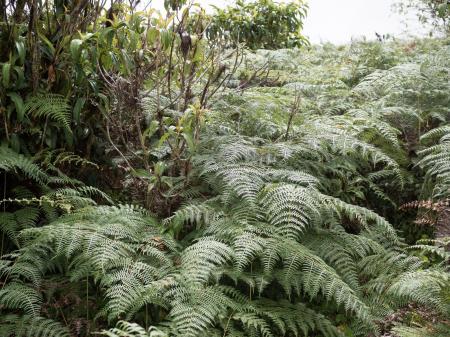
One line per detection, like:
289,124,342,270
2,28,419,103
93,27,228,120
38,32,56,57
2,63,11,88
70,39,83,61
131,168,153,179
7,92,25,122
13,66,26,89
154,161,166,176
100,27,115,47
10,133,20,152
15,41,26,65
193,39,205,63
158,131,172,148
73,97,86,124
161,30,173,50
143,120,159,140
64,128,74,147
182,130,195,152
147,27,160,45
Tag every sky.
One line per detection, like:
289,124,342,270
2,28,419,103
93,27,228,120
302,0,428,43
148,0,428,44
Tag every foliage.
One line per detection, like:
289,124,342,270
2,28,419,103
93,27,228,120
393,323,450,337
0,1,450,337
0,0,108,155
418,126,450,198
207,0,309,49
396,0,450,34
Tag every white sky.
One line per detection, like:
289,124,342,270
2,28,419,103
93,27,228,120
302,0,428,43
148,0,428,44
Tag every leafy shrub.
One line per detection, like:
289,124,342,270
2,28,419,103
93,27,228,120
207,0,309,49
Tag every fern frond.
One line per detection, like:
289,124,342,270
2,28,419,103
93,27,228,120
260,183,320,240
25,94,71,130
392,323,450,337
0,282,42,316
240,299,344,337
386,270,449,311
166,285,237,337
0,314,70,337
0,146,49,185
181,237,234,284
323,195,399,242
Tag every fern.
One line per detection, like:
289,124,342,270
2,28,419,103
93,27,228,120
24,94,71,130
0,314,71,337
408,237,450,265
181,237,234,284
0,206,40,246
238,299,344,337
0,282,42,316
2,38,450,337
101,321,157,336
392,323,450,337
417,127,450,198
0,146,49,185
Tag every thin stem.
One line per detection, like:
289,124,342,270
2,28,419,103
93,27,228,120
222,310,235,337
0,171,5,257
145,303,149,330
2,108,9,141
55,298,69,327
86,275,89,322
40,116,49,149
285,92,301,141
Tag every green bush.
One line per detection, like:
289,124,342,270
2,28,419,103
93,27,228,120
207,0,309,49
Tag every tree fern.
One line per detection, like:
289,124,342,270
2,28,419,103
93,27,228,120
2,37,450,337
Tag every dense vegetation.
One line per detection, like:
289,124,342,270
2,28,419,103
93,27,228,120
207,0,308,49
0,1,449,337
